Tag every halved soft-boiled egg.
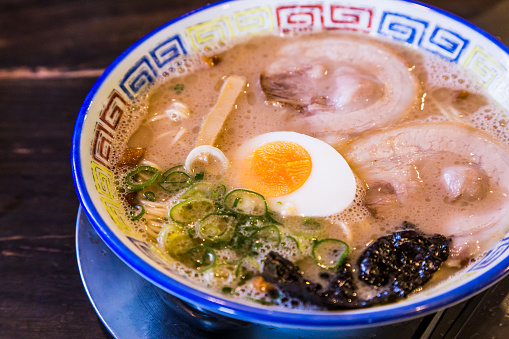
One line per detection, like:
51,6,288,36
233,131,356,217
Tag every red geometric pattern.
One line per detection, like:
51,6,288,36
92,123,114,169
276,4,373,33
91,90,129,169
277,5,324,33
100,90,127,130
327,5,373,32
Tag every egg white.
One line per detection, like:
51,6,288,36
234,131,356,217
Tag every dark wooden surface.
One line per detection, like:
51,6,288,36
0,1,507,338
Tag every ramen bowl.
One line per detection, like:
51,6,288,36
72,0,509,329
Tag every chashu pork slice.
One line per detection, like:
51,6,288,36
341,121,509,266
260,35,419,144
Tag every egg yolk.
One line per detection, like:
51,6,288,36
241,141,312,197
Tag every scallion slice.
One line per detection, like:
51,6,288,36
312,239,349,269
163,170,190,183
159,181,189,192
222,286,234,294
181,182,213,199
157,223,194,258
245,297,276,306
290,217,322,238
250,225,281,252
130,205,145,220
197,213,236,243
159,170,191,192
282,235,300,251
143,191,156,201
181,246,216,272
235,256,259,282
194,172,205,181
169,198,215,224
124,166,160,191
162,165,184,178
224,189,267,216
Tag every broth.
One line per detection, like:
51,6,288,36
112,32,509,309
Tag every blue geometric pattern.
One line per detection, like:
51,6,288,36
421,26,469,62
119,56,157,99
468,237,509,271
378,12,427,44
149,35,187,68
378,12,469,62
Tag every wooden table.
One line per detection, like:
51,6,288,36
0,1,508,337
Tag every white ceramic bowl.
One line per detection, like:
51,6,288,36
72,0,509,329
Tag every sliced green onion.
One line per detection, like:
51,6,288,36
167,233,195,258
250,225,281,252
235,257,259,282
203,225,219,237
224,189,267,216
232,197,241,208
312,239,349,269
124,166,160,191
169,198,215,224
181,246,216,272
282,235,300,251
235,264,252,282
181,182,213,199
163,170,190,183
264,213,282,226
194,172,205,181
159,170,191,192
222,286,234,294
157,223,194,258
159,181,189,192
245,296,276,306
162,165,184,178
130,205,145,220
197,213,236,243
143,191,156,201
290,217,322,238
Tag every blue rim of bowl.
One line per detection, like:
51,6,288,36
72,0,509,328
